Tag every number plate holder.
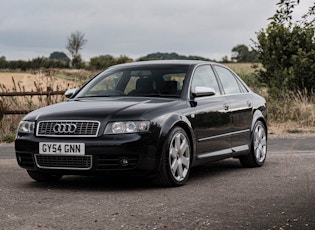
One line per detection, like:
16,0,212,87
39,142,85,155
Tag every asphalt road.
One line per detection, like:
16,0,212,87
0,135,314,230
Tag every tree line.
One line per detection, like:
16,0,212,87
0,46,255,71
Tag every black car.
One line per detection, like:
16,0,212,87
15,60,267,186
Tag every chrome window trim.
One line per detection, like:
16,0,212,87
198,129,250,142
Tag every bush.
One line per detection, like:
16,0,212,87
89,55,133,70
256,25,315,98
267,90,315,126
254,0,315,98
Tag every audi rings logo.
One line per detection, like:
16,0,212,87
53,123,77,134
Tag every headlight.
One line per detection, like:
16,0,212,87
18,121,35,134
104,121,150,134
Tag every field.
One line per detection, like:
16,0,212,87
0,72,75,91
0,70,93,142
0,64,314,142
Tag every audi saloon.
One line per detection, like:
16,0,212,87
15,60,267,186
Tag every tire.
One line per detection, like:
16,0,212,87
27,170,63,182
153,127,191,187
239,121,267,167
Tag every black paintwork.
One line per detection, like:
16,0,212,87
15,60,267,177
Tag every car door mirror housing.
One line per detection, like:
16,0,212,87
64,88,78,98
192,86,216,98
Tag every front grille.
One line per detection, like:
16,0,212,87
36,120,100,137
97,155,138,170
35,154,92,170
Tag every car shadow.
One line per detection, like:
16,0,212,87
190,158,243,177
23,159,255,191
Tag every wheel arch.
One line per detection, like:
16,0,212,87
174,121,196,159
240,114,268,168
156,114,197,165
251,109,268,137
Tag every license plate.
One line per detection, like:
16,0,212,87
39,142,85,155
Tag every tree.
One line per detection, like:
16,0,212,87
137,52,212,61
254,0,315,98
49,51,70,62
89,55,116,70
231,44,258,63
0,56,8,69
221,55,230,63
89,55,133,70
115,55,133,65
66,31,87,68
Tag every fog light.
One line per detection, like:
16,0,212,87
119,157,129,167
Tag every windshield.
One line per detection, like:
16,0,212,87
75,65,189,98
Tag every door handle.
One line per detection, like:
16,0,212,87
247,101,252,107
224,104,229,110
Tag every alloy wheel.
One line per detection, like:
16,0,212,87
253,122,267,163
168,132,190,182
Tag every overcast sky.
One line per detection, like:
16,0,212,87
0,0,311,61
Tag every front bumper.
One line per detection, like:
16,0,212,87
15,133,161,178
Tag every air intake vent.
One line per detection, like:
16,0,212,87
35,154,92,170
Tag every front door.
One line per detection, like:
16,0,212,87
189,65,232,159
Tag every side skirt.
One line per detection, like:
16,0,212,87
196,144,249,160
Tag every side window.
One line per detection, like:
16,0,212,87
238,80,249,93
191,65,220,95
213,65,241,94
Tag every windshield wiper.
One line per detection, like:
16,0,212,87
129,93,180,98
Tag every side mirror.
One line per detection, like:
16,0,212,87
192,86,216,98
64,88,78,98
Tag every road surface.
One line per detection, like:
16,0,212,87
0,134,314,229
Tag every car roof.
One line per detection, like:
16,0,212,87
107,60,216,69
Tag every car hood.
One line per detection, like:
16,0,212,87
24,97,184,122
